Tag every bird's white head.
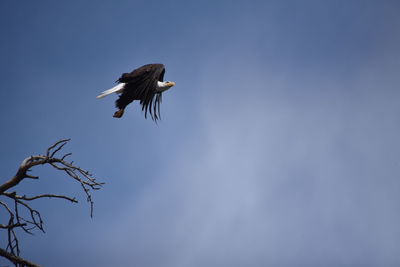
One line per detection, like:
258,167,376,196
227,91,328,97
157,81,176,92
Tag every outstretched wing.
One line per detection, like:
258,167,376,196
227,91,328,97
116,63,165,83
115,64,165,121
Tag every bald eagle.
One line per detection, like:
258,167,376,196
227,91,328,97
97,64,175,121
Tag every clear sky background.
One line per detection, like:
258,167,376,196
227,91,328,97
1,1,400,266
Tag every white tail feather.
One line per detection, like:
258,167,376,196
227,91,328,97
96,83,125,99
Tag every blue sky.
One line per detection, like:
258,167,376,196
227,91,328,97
1,1,400,266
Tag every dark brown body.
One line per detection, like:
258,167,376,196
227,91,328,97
114,64,165,120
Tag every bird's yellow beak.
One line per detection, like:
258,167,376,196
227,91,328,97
168,81,176,87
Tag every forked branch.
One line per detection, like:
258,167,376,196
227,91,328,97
0,139,104,267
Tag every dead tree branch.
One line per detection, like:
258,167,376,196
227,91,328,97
0,248,41,267
0,139,104,267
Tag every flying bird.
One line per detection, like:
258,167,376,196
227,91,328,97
97,63,175,121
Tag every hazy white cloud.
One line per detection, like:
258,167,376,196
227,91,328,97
108,51,400,266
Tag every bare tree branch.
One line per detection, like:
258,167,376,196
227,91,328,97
0,223,26,229
0,248,42,267
2,192,78,203
0,139,103,267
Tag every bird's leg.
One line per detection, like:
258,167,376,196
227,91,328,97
113,108,125,118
